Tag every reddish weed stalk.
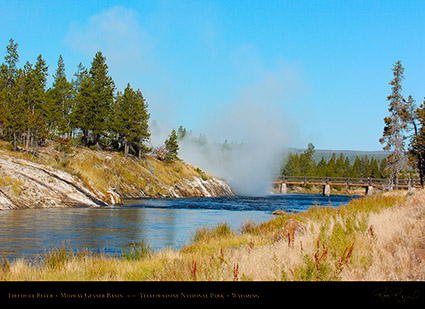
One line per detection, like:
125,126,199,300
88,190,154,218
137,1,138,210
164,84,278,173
191,260,197,281
233,263,239,281
336,242,355,274
313,240,328,271
248,240,254,252
368,225,376,240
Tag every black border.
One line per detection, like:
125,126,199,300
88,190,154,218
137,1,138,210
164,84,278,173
1,281,425,305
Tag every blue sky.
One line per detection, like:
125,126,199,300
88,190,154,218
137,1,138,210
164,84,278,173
1,0,425,151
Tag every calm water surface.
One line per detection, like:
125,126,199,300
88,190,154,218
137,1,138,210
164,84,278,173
0,194,360,261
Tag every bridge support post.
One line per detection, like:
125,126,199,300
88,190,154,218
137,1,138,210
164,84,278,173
280,183,287,195
366,186,374,195
323,184,331,196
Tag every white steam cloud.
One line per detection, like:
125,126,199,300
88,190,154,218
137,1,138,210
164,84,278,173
172,64,302,196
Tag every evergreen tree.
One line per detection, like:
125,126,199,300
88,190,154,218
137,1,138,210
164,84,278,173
335,153,346,177
344,157,351,177
164,129,179,162
360,156,371,177
3,38,19,90
111,83,150,158
0,38,22,150
405,95,425,187
299,143,316,175
281,153,300,176
22,55,49,150
48,55,74,137
89,51,115,148
350,156,362,178
71,73,93,145
409,101,425,187
370,157,380,178
379,157,389,178
326,153,337,176
71,52,115,147
69,63,89,139
72,62,88,91
380,60,408,188
177,125,187,140
315,157,327,176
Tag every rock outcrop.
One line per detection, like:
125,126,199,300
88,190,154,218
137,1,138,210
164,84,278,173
0,148,234,210
0,154,111,209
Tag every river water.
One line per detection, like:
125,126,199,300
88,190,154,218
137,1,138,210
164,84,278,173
0,194,360,261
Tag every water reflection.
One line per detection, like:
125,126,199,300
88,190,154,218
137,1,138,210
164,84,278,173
0,194,359,261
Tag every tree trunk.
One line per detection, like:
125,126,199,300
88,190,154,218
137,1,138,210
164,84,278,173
13,132,18,151
124,139,129,158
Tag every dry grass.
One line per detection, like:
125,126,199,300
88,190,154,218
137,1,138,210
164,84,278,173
0,141,215,200
1,189,425,281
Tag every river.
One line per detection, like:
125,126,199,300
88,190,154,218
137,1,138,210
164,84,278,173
0,194,360,261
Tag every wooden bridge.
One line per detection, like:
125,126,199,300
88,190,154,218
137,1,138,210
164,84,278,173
273,175,422,196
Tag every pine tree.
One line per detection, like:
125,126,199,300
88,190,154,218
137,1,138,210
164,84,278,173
350,157,362,178
71,73,93,145
379,158,389,178
89,51,115,148
71,52,115,147
380,60,408,189
111,83,150,158
164,129,179,162
72,62,88,91
326,153,337,177
281,153,301,176
299,143,316,175
335,153,346,177
409,101,425,187
177,125,187,140
315,157,327,176
370,157,380,178
22,55,49,151
0,38,22,150
344,157,351,177
48,55,74,137
69,63,89,139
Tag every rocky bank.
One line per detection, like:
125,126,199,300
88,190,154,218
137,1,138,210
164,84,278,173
0,145,234,210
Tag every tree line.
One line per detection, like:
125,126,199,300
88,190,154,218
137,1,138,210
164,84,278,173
0,38,179,162
281,143,390,179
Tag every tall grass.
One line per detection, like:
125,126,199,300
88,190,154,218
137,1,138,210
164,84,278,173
1,190,424,281
191,222,232,243
120,240,154,261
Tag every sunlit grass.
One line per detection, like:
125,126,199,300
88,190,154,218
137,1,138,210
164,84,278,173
1,190,424,281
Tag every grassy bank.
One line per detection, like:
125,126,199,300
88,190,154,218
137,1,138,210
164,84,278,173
1,189,424,281
0,141,233,207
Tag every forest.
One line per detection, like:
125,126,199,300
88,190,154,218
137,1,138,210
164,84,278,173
0,39,179,162
281,143,391,179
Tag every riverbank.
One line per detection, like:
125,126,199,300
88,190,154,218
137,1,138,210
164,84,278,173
1,188,424,281
0,141,234,209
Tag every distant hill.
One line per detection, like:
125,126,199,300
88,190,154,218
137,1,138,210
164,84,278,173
288,148,388,163
314,149,388,163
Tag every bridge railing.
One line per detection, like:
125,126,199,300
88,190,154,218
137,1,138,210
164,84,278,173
274,175,422,188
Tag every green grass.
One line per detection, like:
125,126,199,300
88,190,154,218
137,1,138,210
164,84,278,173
120,240,154,261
